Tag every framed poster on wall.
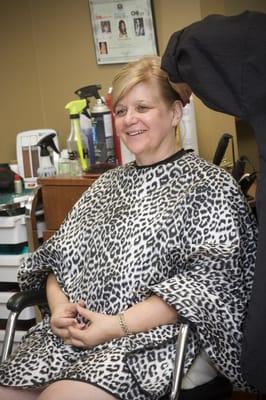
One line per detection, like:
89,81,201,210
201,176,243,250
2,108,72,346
89,0,158,64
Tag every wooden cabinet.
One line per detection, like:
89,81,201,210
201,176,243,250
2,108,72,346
37,175,97,241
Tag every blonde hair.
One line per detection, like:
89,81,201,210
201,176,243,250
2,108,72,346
112,56,182,109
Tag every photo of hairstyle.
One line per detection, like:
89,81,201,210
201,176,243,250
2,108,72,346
99,41,108,54
118,19,127,38
101,20,111,33
134,18,145,36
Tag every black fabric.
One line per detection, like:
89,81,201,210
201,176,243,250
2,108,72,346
161,10,266,392
160,376,233,400
0,164,15,192
179,376,233,400
134,148,187,169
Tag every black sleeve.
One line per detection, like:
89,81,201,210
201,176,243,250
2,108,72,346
161,11,266,122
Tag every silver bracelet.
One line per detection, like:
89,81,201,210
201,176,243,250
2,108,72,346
118,312,130,336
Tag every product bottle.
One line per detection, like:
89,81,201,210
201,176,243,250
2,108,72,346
14,174,23,194
58,149,71,175
80,106,95,165
65,99,88,171
36,133,60,177
91,99,115,166
179,95,199,154
105,87,122,165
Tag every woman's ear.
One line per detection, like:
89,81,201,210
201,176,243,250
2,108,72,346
171,100,183,127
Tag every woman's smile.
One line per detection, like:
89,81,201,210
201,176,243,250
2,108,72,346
126,129,146,136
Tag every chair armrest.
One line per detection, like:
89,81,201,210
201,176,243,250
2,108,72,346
1,288,47,362
170,322,190,400
6,288,47,313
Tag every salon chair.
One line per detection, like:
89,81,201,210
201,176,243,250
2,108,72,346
0,187,233,400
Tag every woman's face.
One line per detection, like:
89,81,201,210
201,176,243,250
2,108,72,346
114,81,182,166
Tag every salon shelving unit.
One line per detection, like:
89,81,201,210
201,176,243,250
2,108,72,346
0,194,45,353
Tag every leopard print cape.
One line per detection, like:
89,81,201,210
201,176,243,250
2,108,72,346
0,151,257,399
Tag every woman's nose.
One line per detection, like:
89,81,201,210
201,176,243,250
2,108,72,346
124,109,138,124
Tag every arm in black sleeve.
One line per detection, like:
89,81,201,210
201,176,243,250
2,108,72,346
161,11,266,121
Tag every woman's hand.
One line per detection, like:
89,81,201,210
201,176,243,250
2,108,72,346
60,295,177,348
50,302,84,341
66,304,121,348
169,81,192,106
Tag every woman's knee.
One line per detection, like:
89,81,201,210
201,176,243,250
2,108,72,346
37,380,117,400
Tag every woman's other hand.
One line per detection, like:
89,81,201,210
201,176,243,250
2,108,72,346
46,273,85,341
66,304,121,348
50,302,84,341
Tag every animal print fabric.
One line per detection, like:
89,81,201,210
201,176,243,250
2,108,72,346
0,151,257,399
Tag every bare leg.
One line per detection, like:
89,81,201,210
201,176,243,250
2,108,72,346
0,386,42,400
37,380,117,400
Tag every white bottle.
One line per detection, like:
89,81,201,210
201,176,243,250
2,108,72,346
14,174,23,194
179,96,199,154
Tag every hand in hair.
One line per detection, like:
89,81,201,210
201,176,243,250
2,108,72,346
169,81,192,106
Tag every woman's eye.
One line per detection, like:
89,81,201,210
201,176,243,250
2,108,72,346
137,105,149,112
115,108,127,117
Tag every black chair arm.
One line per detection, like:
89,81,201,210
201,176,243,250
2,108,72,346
6,288,47,313
1,288,47,362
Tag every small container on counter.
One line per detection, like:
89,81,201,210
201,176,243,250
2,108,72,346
14,174,23,194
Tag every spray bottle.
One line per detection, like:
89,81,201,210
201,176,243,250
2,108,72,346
74,85,102,166
91,98,116,167
75,85,116,171
105,87,122,165
37,133,60,177
65,99,88,171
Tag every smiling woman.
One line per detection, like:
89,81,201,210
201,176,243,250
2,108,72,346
112,56,183,166
0,56,257,400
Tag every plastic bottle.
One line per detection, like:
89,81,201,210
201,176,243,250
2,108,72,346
80,108,95,165
65,99,88,171
36,133,60,177
14,174,23,194
179,96,199,154
105,87,122,165
91,99,115,166
58,149,71,175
